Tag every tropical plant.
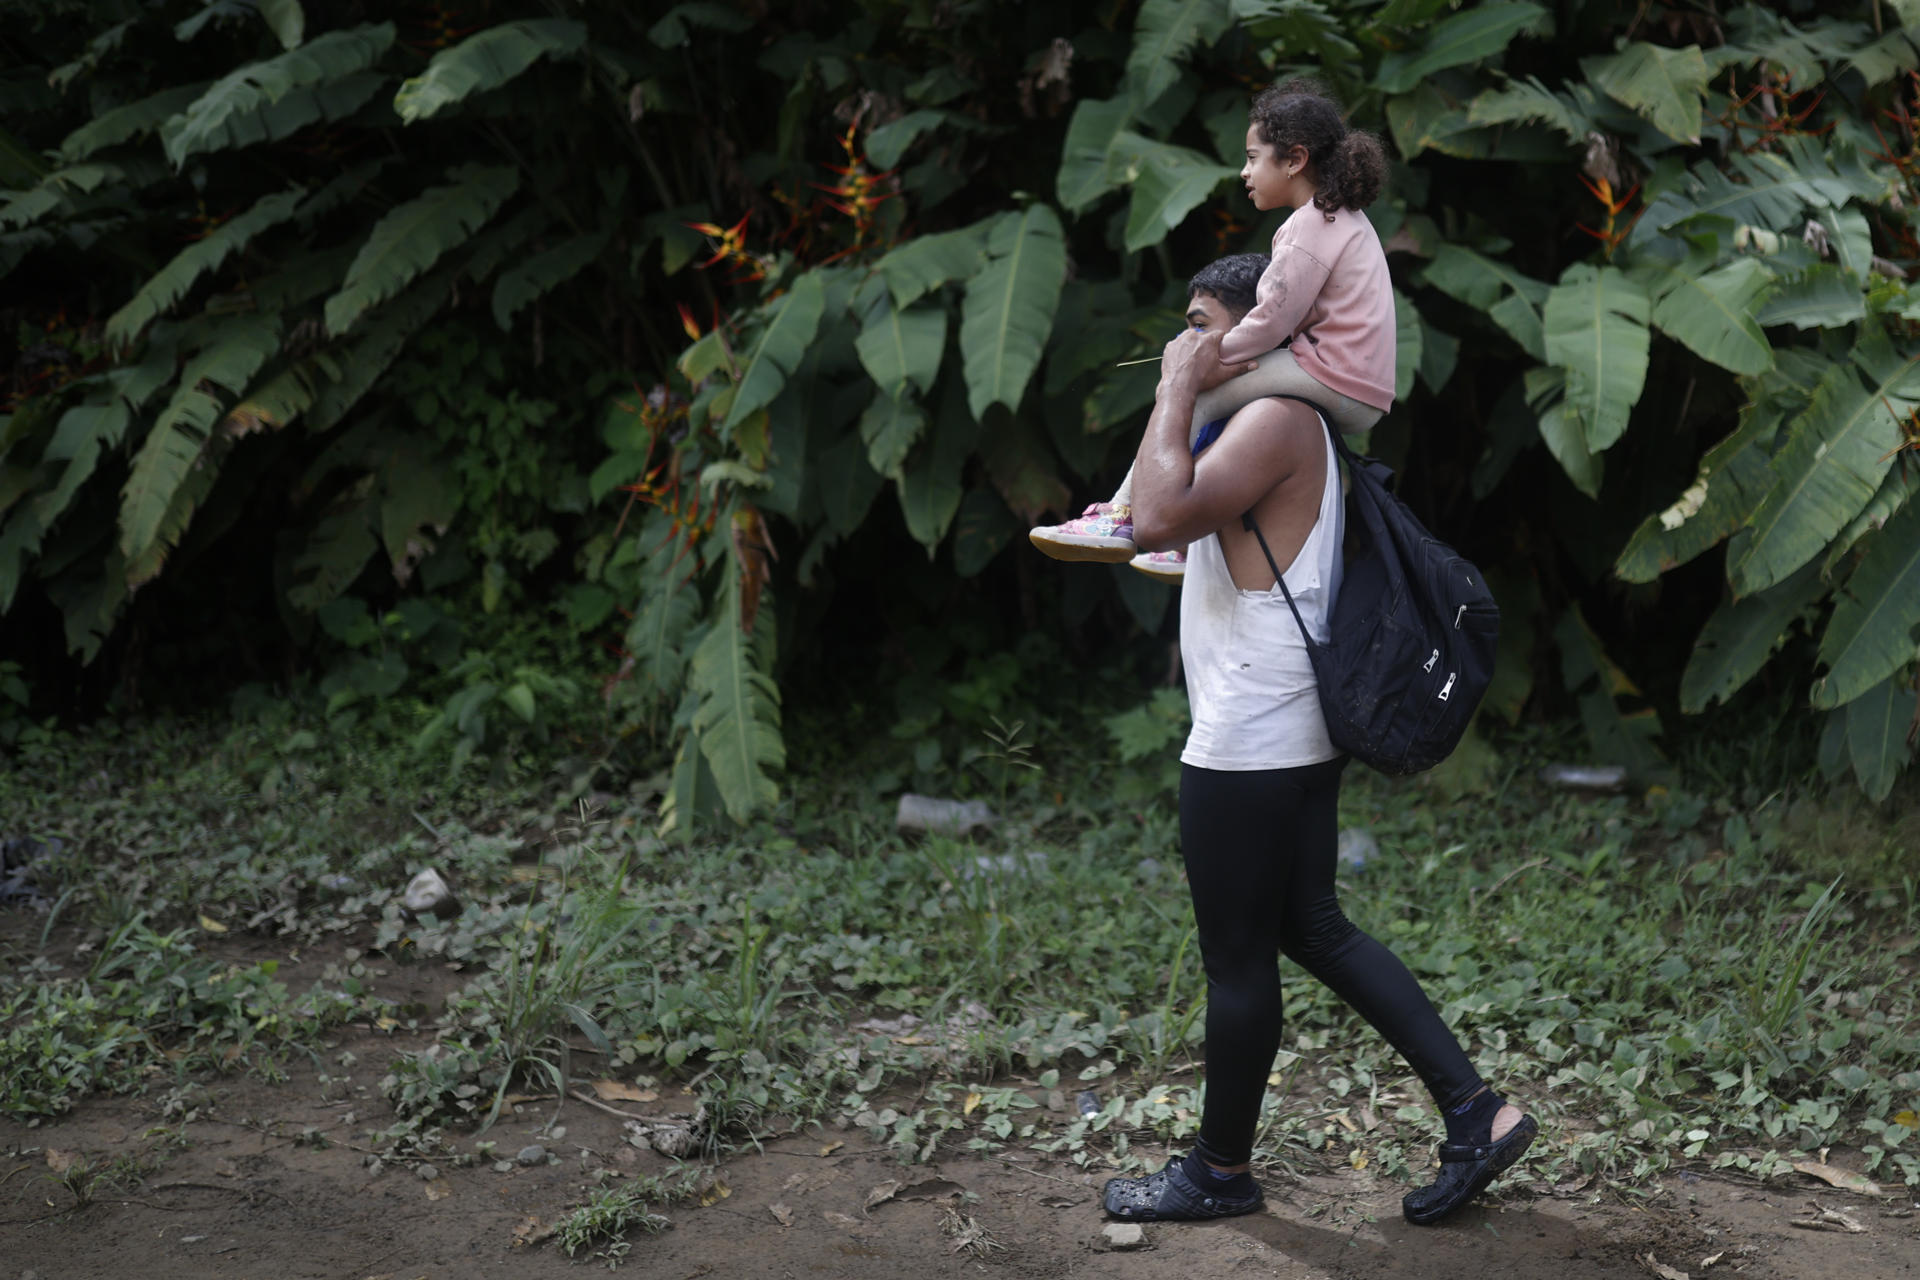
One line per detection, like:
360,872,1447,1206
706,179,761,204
4,0,1919,819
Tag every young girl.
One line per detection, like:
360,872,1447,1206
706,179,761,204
1030,80,1395,580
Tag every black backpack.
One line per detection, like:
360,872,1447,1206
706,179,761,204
1243,402,1498,775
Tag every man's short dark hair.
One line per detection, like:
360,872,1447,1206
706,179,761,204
1187,253,1267,317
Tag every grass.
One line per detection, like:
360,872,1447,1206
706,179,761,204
2,697,1917,1209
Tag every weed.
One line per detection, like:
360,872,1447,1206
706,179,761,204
552,1168,699,1267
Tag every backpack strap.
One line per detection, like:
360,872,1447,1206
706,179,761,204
1239,395,1341,652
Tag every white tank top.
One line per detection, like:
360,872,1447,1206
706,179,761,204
1179,417,1344,771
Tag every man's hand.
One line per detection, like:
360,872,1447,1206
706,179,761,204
1159,329,1258,396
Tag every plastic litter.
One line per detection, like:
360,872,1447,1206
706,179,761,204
1336,827,1378,872
895,794,996,836
399,867,459,921
1539,764,1629,792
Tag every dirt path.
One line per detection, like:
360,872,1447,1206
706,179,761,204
3,942,1915,1279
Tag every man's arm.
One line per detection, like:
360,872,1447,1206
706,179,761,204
1129,329,1305,551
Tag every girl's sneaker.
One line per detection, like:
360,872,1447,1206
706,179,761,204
1130,549,1185,583
1028,502,1136,563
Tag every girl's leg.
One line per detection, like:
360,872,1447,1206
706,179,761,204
1190,350,1384,439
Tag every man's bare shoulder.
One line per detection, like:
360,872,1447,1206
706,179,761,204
1225,394,1326,455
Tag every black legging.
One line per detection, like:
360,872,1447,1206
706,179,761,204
1180,759,1484,1166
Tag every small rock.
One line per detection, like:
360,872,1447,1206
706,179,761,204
364,1157,384,1178
516,1144,548,1166
547,1125,565,1141
493,1160,516,1173
1046,1090,1067,1113
1101,1223,1146,1250
417,1164,440,1181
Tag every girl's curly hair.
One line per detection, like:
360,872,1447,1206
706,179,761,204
1249,78,1387,215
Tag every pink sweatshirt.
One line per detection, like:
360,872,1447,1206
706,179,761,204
1216,203,1396,413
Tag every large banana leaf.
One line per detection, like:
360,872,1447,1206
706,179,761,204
29,400,132,535
1615,404,1779,582
1731,334,1920,595
1543,263,1650,453
1845,674,1916,802
691,557,784,824
723,270,827,434
1648,256,1775,376
1679,562,1824,713
1056,97,1133,213
897,392,980,553
394,20,586,123
324,164,519,336
59,82,210,163
1754,264,1866,330
1465,75,1596,141
119,319,282,571
1374,2,1549,94
1117,134,1236,252
1525,366,1601,497
1812,497,1920,709
490,230,608,331
853,290,946,400
876,223,990,308
1581,42,1711,144
1824,464,1919,574
1557,606,1665,776
960,204,1066,421
162,24,395,166
859,391,926,482
106,187,305,348
1125,0,1233,108
308,267,455,432
259,0,305,49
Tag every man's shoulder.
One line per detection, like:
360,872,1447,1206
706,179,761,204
1226,395,1326,452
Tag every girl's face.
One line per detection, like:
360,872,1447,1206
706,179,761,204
1242,125,1308,211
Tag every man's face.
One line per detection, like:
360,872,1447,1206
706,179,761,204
1186,291,1243,335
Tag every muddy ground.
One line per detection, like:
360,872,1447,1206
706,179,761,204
3,930,1916,1280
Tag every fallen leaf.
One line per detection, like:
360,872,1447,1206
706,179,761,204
373,1016,399,1032
818,1140,843,1157
1793,1160,1882,1196
768,1201,794,1227
511,1215,555,1247
963,1091,982,1117
198,914,228,933
591,1079,659,1104
1638,1252,1689,1280
823,1210,868,1232
1348,1148,1368,1171
1333,1111,1358,1133
698,1179,731,1207
864,1180,901,1212
1700,1252,1724,1270
424,1180,450,1201
44,1149,77,1175
893,1035,933,1045
1893,1110,1918,1130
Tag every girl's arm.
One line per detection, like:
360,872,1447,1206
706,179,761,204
1216,244,1331,364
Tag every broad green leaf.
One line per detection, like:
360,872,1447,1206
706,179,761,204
648,1,752,48
1118,134,1236,252
1679,562,1823,713
260,0,305,49
1526,367,1601,497
627,575,699,699
1419,316,1459,393
309,267,456,432
816,432,884,536
1393,288,1422,403
1754,264,1865,330
288,496,378,611
1465,75,1592,141
1649,256,1775,376
59,82,211,162
1583,42,1711,143
162,24,395,166
1420,243,1549,311
1639,150,1825,243
325,164,519,336
691,558,784,823
979,414,1070,524
394,20,586,123
120,320,282,570
859,390,925,480
1819,207,1874,279
875,223,988,308
377,454,456,577
960,204,1067,420
45,546,129,663
1825,464,1919,574
1385,83,1490,161
866,109,945,169
31,401,131,533
1125,0,1233,108
1813,498,1920,709
896,394,979,554
1732,334,1920,595
107,187,305,347
1374,2,1549,94
1848,29,1920,87
723,271,827,433
491,230,607,330
1615,405,1779,582
1057,97,1133,213
1845,674,1915,801
952,487,1018,577
1543,263,1650,453
854,294,947,400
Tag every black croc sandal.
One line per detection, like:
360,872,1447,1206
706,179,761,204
1402,1113,1538,1225
1102,1158,1264,1222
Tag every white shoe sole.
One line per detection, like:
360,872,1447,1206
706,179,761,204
1130,559,1185,583
1029,530,1136,563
